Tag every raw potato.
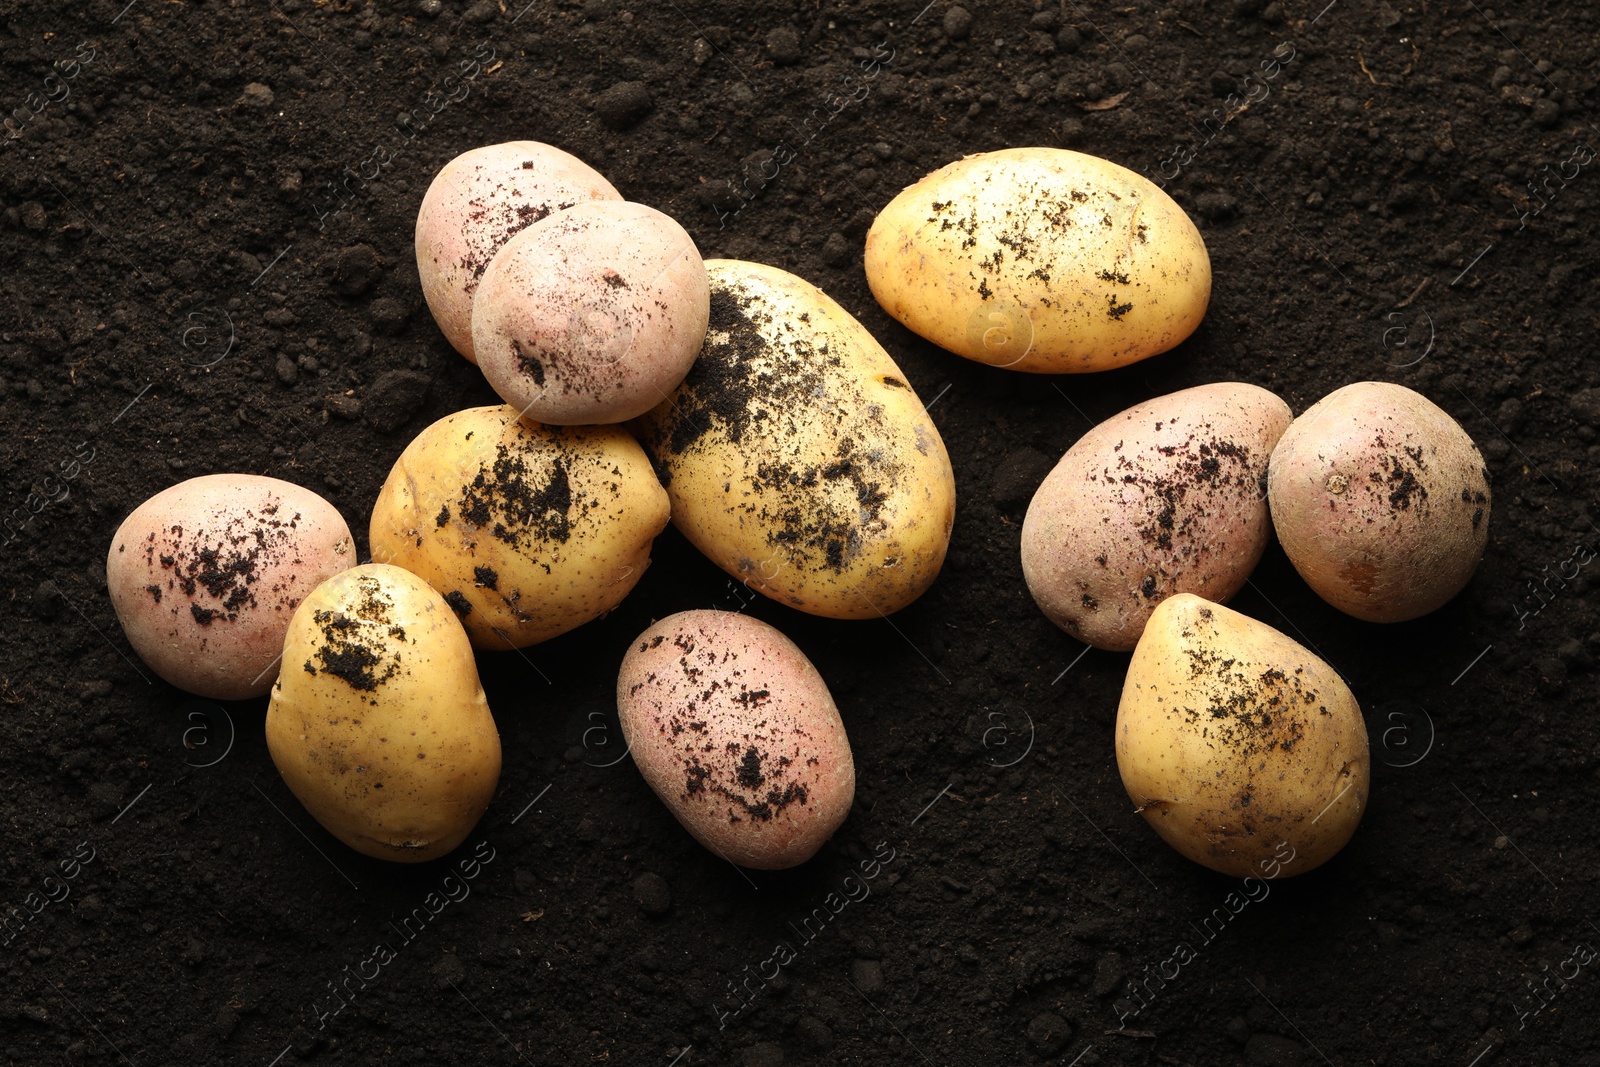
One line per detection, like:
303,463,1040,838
369,405,669,649
1117,594,1369,878
617,610,855,869
1267,382,1491,622
865,147,1211,373
415,141,621,363
1022,383,1292,651
633,259,956,619
472,200,710,425
106,474,356,700
265,564,501,863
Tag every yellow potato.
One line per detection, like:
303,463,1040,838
633,259,955,619
265,564,501,863
865,147,1211,373
370,405,669,649
1116,594,1368,878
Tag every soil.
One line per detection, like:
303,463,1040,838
2,1,1598,1065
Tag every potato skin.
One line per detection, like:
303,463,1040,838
472,200,710,425
106,474,356,700
415,141,621,363
617,610,854,869
864,147,1211,373
1117,594,1369,878
633,259,956,619
1022,383,1291,651
265,564,501,863
369,405,669,649
1267,382,1491,622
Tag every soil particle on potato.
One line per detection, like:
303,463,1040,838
302,577,403,693
141,503,308,623
455,439,589,553
637,622,817,825
642,283,903,572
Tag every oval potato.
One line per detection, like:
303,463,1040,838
1022,382,1291,650
1116,593,1369,878
617,610,854,869
266,564,501,863
1267,382,1491,622
633,259,956,619
472,200,710,425
865,147,1211,373
415,141,621,363
370,405,669,649
106,474,356,700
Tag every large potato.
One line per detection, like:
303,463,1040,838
472,200,710,425
633,259,955,619
265,564,501,863
1117,594,1369,878
415,141,621,363
865,147,1211,373
369,405,669,649
106,474,356,700
617,610,854,869
1022,383,1291,650
1267,382,1491,622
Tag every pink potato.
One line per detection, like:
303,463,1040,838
471,200,710,425
1267,381,1491,622
106,474,357,699
617,610,855,870
415,141,621,363
1021,382,1292,650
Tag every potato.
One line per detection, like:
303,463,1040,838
106,474,356,700
472,200,710,425
1267,382,1491,622
633,259,955,619
265,564,501,863
864,147,1211,373
1022,383,1291,651
369,405,668,649
1117,594,1369,878
416,141,621,363
617,610,854,869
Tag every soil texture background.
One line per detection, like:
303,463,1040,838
1,0,1598,1065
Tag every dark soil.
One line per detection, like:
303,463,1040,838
2,1,1598,1065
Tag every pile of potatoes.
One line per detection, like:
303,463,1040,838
106,141,954,869
863,146,1490,876
104,142,1492,881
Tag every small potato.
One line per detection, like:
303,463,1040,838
617,610,854,869
473,200,710,424
1117,594,1369,878
266,564,501,863
865,147,1211,373
369,405,669,649
1268,382,1491,622
415,141,621,363
633,259,956,619
1022,383,1291,650
106,474,356,700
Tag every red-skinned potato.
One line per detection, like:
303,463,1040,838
415,141,621,363
106,474,356,699
1267,381,1492,622
472,200,710,425
617,610,854,870
1022,382,1291,650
